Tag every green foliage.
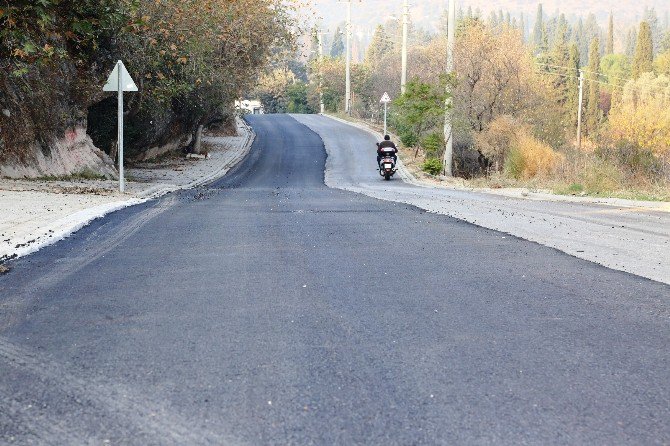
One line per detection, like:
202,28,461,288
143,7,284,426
399,131,418,148
331,28,344,58
421,158,443,176
392,78,448,147
504,147,526,179
365,25,393,65
600,54,631,86
606,13,614,55
286,82,314,114
586,38,601,135
420,132,444,158
0,0,138,64
633,21,654,78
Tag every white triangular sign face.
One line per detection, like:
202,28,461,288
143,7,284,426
103,61,138,92
380,92,391,103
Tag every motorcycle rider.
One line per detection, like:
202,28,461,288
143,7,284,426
376,135,398,167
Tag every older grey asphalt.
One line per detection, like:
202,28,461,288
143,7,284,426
0,114,669,445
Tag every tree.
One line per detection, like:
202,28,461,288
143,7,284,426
520,13,526,42
532,4,544,51
331,28,344,58
392,78,448,149
365,25,393,66
609,73,670,156
566,44,582,127
607,13,614,54
642,7,661,54
625,27,637,59
585,38,601,135
633,22,654,78
601,54,631,86
654,50,670,76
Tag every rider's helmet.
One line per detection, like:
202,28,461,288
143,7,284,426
384,135,391,141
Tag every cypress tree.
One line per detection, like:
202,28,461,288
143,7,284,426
330,27,344,58
532,4,544,48
520,13,526,42
567,44,581,127
625,28,637,58
586,38,601,135
607,13,614,54
632,22,654,78
365,25,392,66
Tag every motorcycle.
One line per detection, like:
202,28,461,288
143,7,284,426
377,144,397,181
379,155,397,180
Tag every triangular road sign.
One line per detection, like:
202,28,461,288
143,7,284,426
103,61,138,92
380,92,391,103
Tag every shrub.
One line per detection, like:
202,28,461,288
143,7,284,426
475,115,520,171
504,133,564,179
400,131,418,148
421,132,444,158
422,158,443,175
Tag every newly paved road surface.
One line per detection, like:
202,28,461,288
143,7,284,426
0,115,669,445
294,114,670,285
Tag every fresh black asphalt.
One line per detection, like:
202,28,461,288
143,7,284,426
0,114,669,445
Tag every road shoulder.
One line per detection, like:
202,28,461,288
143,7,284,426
0,119,254,263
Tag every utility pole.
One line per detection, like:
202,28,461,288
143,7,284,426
442,0,456,176
577,69,584,150
317,30,325,114
345,0,352,115
401,0,410,94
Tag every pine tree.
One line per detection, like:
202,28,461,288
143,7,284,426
632,21,654,78
532,4,544,49
365,25,392,66
586,38,601,135
330,27,344,58
607,13,614,54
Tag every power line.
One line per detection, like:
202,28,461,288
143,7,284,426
535,62,632,85
534,69,624,89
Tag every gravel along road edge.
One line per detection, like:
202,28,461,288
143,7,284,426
292,114,670,285
0,119,255,264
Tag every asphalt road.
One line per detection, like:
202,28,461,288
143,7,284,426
0,114,669,445
293,114,670,285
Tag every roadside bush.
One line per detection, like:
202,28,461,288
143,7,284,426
504,134,564,180
422,158,443,175
608,73,670,157
475,115,520,171
400,131,418,148
421,132,444,158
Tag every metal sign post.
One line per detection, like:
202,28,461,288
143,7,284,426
103,61,138,193
380,92,391,136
